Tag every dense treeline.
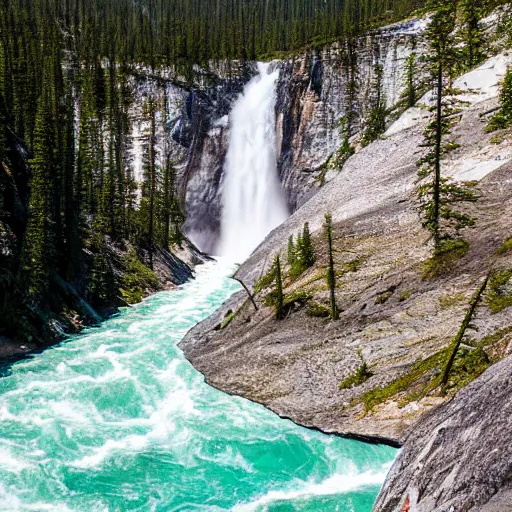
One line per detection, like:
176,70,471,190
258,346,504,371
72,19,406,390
2,0,426,74
0,3,186,343
1,0,508,346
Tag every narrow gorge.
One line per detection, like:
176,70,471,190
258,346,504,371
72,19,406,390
2,1,512,511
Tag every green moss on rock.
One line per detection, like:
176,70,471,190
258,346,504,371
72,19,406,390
487,270,512,313
120,250,160,305
340,358,373,390
422,240,469,279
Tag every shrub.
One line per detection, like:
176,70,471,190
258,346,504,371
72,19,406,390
496,237,512,255
340,351,373,390
120,250,159,304
306,301,331,318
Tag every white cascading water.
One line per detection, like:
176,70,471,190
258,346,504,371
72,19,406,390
217,62,289,261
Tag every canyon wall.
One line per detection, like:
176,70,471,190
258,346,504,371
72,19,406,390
126,18,428,254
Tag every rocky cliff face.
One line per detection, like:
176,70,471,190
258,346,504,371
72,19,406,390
126,19,428,254
373,352,512,512
275,18,428,212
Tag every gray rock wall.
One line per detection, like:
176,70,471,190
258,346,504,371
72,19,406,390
125,19,428,254
373,352,512,512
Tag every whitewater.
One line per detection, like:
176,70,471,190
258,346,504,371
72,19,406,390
217,63,289,261
0,260,395,511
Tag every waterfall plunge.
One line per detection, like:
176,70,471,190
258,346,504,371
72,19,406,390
217,62,289,261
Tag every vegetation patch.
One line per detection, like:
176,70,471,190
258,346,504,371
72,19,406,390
264,288,312,312
359,349,448,412
284,290,312,307
306,301,331,318
479,326,512,349
341,256,367,275
340,352,373,390
375,285,397,305
443,347,490,393
496,237,512,255
422,240,469,279
489,132,508,145
287,223,316,280
120,250,160,305
220,311,236,330
486,270,512,314
254,266,276,294
399,289,413,302
358,326,512,412
439,292,467,309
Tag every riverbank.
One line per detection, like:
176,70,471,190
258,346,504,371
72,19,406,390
0,239,209,367
0,259,395,511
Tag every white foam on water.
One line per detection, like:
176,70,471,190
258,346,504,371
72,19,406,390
232,468,390,512
0,447,33,473
72,434,150,468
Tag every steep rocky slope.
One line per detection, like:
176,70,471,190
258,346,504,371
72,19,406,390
181,53,512,445
373,353,512,512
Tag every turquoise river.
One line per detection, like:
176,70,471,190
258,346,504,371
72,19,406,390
0,260,396,511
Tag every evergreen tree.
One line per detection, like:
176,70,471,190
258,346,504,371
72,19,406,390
289,223,316,278
361,63,386,146
22,62,55,301
417,0,478,250
324,212,339,321
344,39,359,138
287,235,296,267
488,67,512,131
301,222,315,268
274,254,285,320
406,53,417,108
458,0,486,72
141,99,158,269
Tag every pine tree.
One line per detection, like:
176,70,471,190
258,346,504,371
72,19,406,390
274,254,285,320
406,53,417,108
140,99,158,269
324,212,339,321
287,235,296,266
301,222,316,268
361,63,386,146
458,0,486,72
417,0,478,250
22,62,55,301
488,67,512,131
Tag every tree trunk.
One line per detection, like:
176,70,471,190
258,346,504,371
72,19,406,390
441,274,490,391
433,61,443,248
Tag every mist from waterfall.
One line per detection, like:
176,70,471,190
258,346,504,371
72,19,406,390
217,62,289,261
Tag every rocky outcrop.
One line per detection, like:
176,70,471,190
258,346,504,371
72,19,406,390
180,53,512,445
373,353,512,512
275,18,428,212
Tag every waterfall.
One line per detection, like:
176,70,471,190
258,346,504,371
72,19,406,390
217,62,289,261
